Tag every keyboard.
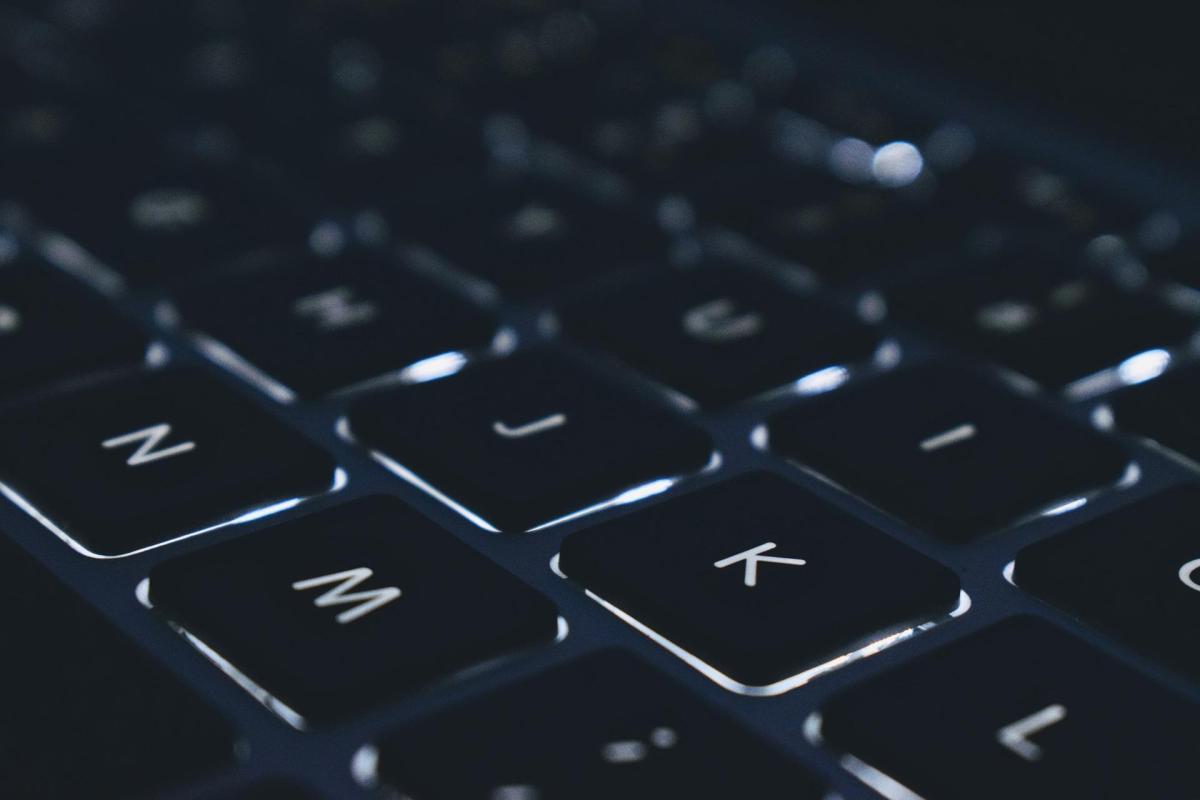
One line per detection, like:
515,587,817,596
2,1,1199,798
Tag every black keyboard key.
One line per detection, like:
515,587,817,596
1015,486,1200,680
149,496,558,724
440,10,718,136
886,242,1197,388
51,2,250,97
687,155,962,283
0,368,337,556
269,100,488,216
772,80,941,147
940,156,1154,239
559,473,960,687
175,251,497,398
0,253,147,403
0,526,233,798
1109,365,1200,464
399,177,671,297
1141,230,1200,289
768,366,1130,541
1,32,133,207
5,101,314,286
347,351,712,531
370,650,826,800
554,85,758,192
818,617,1199,800
52,162,315,286
560,266,881,407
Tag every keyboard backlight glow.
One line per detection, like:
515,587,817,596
1116,348,1170,386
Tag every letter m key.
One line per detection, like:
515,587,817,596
292,567,401,624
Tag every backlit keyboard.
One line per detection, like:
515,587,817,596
2,1,1199,798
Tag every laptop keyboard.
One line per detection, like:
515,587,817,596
2,1,1199,798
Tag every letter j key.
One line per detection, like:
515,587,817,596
347,351,713,531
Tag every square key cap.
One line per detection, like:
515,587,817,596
0,523,234,798
1141,230,1200,290
1015,486,1200,681
559,473,961,688
768,366,1130,542
819,617,1200,800
0,255,147,403
686,162,958,285
175,250,497,398
29,156,314,287
347,351,713,531
0,368,337,556
1108,364,1200,464
271,105,490,216
398,177,671,298
148,496,559,725
370,650,826,800
885,242,1197,388
560,266,882,407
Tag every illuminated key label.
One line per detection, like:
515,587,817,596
919,423,977,452
102,423,196,466
292,567,401,624
714,542,807,587
682,297,764,343
1178,558,1200,592
492,413,568,439
997,703,1067,761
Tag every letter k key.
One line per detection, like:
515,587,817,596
714,542,807,587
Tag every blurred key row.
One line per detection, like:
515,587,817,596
9,229,1196,422
7,250,1200,552
6,0,1199,316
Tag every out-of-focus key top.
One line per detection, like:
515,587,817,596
368,650,827,800
399,177,671,298
0,250,147,403
886,242,1197,389
23,148,315,286
818,617,1200,800
1014,486,1200,681
0,527,233,798
1109,365,1200,464
175,250,497,398
560,265,881,407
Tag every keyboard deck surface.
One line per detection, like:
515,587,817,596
2,1,1200,798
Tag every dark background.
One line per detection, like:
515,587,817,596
786,4,1197,166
